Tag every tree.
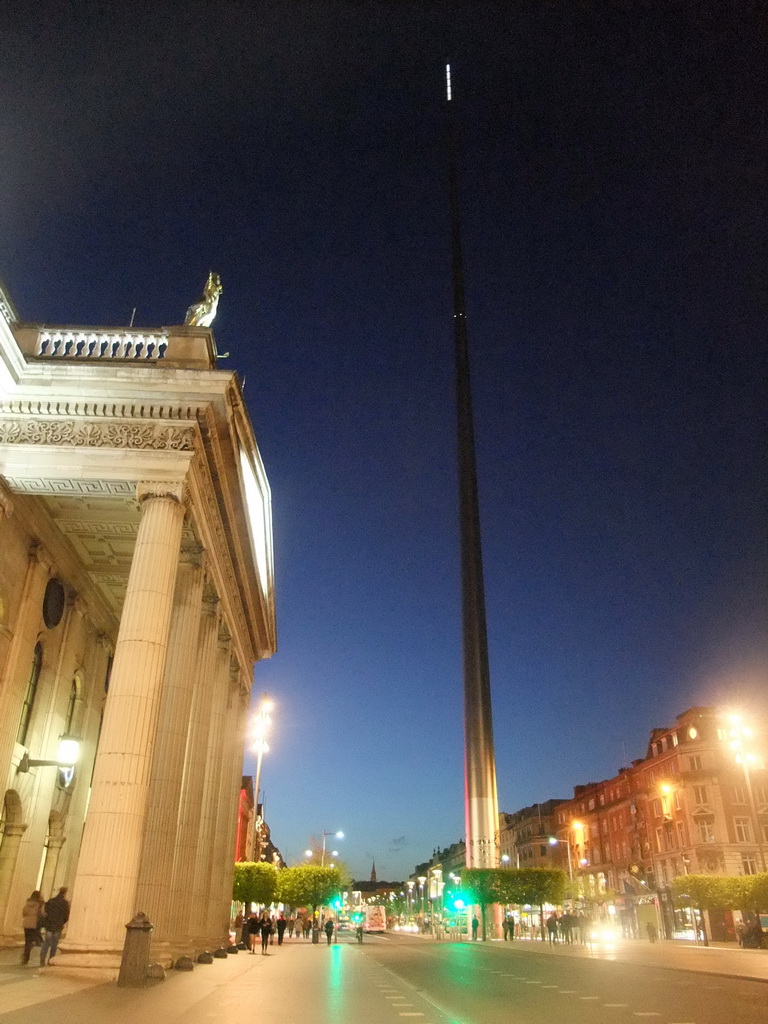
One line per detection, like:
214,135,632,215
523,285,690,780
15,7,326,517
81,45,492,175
277,865,342,916
232,861,279,908
461,869,502,941
496,868,567,940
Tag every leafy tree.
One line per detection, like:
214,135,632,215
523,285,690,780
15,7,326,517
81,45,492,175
277,865,342,915
232,861,279,907
496,868,567,940
462,869,502,941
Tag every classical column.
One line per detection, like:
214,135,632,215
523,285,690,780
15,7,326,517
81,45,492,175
0,543,52,788
64,481,185,952
217,678,251,926
190,624,230,944
206,665,246,940
40,835,66,897
167,589,220,946
0,823,26,914
135,549,205,942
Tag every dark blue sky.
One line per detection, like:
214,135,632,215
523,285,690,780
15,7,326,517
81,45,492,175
2,2,767,880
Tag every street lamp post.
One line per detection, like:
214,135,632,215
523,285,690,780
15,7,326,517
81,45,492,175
418,876,427,930
321,829,344,867
548,836,573,884
728,715,767,872
251,693,272,809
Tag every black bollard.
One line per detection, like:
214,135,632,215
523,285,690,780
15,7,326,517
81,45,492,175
118,912,155,988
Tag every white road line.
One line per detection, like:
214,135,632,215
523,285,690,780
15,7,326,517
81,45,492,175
524,980,542,984
632,1014,661,1018
603,1004,629,1008
398,1014,425,1018
541,985,558,988
579,996,600,1000
559,990,577,993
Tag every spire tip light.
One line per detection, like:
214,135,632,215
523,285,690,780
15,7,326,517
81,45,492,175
446,63,452,102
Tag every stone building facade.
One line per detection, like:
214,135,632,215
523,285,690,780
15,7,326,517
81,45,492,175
0,279,276,962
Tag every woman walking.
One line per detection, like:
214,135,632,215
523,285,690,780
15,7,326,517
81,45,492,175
21,891,44,965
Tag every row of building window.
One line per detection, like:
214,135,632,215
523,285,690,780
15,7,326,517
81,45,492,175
15,641,80,747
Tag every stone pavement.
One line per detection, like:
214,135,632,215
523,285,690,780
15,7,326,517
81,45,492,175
2,933,768,1023
0,936,456,1024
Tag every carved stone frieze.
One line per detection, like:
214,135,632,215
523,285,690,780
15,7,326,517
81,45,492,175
0,417,196,451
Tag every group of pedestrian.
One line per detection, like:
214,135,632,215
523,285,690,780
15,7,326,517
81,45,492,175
245,911,291,954
546,911,590,944
737,917,765,949
20,887,70,966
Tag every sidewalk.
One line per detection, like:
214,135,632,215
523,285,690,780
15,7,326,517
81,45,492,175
478,934,768,983
0,937,454,1024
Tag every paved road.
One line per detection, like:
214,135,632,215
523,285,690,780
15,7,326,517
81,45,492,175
362,934,768,1024
0,933,767,1024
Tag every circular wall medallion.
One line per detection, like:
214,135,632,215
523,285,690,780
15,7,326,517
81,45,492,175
42,578,66,629
688,726,698,740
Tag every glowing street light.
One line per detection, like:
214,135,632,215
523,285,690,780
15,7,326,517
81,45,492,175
321,829,344,866
726,712,766,871
251,693,273,811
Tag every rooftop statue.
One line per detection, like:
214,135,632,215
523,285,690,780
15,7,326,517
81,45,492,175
185,272,222,327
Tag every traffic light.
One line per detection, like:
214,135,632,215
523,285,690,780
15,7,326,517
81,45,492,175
333,898,343,909
352,912,364,923
448,891,469,911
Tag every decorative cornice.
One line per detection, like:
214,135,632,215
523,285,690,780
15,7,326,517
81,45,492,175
0,417,196,451
0,399,199,420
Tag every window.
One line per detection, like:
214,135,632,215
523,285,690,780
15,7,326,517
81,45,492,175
651,743,658,757
689,755,703,771
762,823,768,844
612,816,618,832
676,820,686,847
652,798,662,817
540,844,547,857
755,785,768,805
588,798,595,810
742,855,758,876
693,785,708,805
16,643,43,745
734,817,753,843
599,793,605,806
656,826,663,853
601,820,608,835
672,732,679,747
674,790,682,811
732,785,747,804
698,821,715,843
660,737,667,752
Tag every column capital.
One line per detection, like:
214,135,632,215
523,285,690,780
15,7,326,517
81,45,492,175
29,540,54,576
2,823,26,839
136,480,185,506
179,544,205,569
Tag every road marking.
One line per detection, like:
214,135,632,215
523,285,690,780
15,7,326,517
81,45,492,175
559,990,577,993
541,985,558,988
603,1004,629,1008
398,1015,425,1018
632,1014,661,1018
579,996,600,1000
524,980,542,984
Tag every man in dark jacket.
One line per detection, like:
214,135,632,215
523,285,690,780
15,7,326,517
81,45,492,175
40,888,70,966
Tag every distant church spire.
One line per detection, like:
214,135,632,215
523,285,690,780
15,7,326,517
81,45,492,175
370,860,377,883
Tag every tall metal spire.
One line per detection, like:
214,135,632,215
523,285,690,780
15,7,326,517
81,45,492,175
445,65,500,870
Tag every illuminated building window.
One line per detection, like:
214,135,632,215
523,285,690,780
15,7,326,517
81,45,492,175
693,785,708,805
742,855,757,875
698,821,715,844
734,817,753,843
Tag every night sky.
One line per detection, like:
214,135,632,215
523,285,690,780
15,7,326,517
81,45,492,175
2,2,767,880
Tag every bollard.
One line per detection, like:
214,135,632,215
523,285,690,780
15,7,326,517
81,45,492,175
118,912,156,988
174,956,195,971
312,927,319,944
197,951,214,964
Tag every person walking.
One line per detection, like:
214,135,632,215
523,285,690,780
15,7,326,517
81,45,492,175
471,916,479,941
645,921,658,944
324,917,334,945
247,913,260,953
508,916,515,940
546,912,558,945
21,890,44,965
287,915,295,938
39,888,70,966
356,922,364,944
276,913,287,945
259,912,272,955
304,916,312,939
